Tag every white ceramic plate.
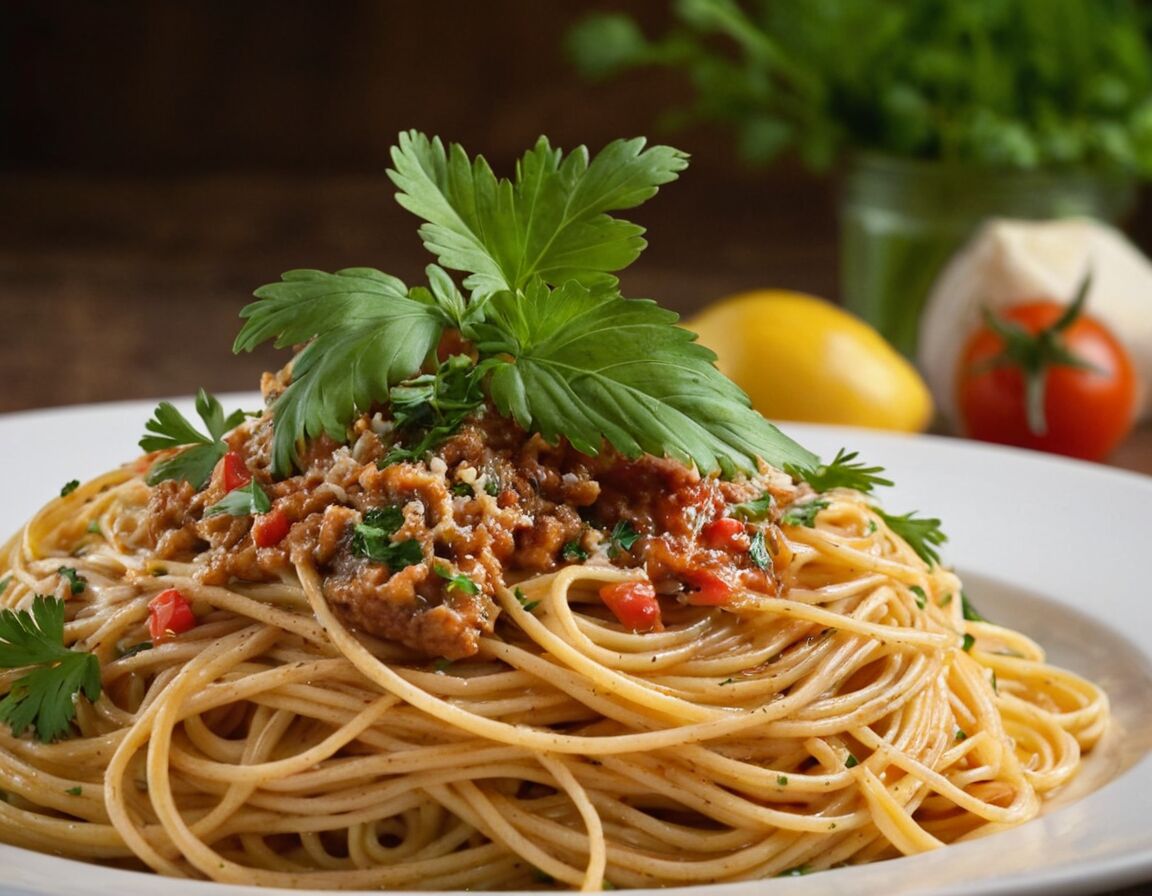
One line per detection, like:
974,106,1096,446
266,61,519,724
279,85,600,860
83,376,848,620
2,399,1152,896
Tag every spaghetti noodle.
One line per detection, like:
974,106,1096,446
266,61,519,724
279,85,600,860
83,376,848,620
0,447,1107,889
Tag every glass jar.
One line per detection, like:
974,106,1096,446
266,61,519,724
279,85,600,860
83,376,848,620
839,155,1137,357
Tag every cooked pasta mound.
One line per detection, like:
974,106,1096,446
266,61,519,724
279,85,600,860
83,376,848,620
0,405,1107,890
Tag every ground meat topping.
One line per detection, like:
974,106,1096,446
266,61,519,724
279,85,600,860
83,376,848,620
139,407,798,659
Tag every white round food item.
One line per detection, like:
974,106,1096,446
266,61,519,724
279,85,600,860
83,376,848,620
918,217,1152,425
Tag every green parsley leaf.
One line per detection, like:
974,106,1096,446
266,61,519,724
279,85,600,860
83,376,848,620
351,507,423,571
433,657,454,673
57,567,86,595
478,278,815,476
203,479,271,518
776,865,812,877
140,389,248,488
788,448,893,494
961,591,988,622
776,774,789,786
64,785,82,796
607,520,640,557
118,641,153,659
955,728,968,742
730,491,773,521
909,585,927,609
234,269,447,476
748,530,771,569
434,565,480,595
961,633,976,652
562,540,590,562
875,508,947,565
59,480,79,497
0,595,102,742
845,754,860,769
781,499,829,528
450,482,474,497
388,131,689,297
514,587,541,613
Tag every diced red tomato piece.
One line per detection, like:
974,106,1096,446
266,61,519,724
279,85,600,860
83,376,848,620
682,569,735,606
219,451,252,492
147,588,197,642
599,581,663,632
701,517,749,552
252,507,292,548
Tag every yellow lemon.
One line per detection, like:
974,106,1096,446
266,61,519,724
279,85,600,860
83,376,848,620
685,290,933,432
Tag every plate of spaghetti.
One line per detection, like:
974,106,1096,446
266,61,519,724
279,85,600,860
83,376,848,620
2,133,1152,896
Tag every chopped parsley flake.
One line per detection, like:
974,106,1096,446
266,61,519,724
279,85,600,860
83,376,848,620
780,499,829,528
562,540,589,562
352,507,423,570
909,585,927,609
961,633,976,652
57,567,87,595
434,565,480,595
748,529,771,570
608,520,640,556
59,480,80,497
514,587,541,613
730,491,774,521
776,774,789,786
845,754,859,769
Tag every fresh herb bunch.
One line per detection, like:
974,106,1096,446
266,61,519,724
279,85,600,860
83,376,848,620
568,0,1152,173
234,131,817,479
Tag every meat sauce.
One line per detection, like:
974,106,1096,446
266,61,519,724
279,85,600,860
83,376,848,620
141,405,798,659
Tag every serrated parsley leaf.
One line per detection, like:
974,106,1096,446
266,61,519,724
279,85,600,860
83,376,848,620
234,268,447,476
388,132,688,297
788,449,893,494
140,389,248,488
204,479,271,517
477,279,816,476
0,595,101,742
876,508,947,566
433,565,480,595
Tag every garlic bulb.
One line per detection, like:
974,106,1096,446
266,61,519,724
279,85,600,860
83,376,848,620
918,217,1152,426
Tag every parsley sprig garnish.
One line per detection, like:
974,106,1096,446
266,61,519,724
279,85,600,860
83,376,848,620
788,449,893,494
0,595,102,742
234,132,816,479
139,389,248,488
875,508,947,566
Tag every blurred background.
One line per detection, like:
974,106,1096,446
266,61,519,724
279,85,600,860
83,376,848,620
2,0,837,410
2,0,1151,470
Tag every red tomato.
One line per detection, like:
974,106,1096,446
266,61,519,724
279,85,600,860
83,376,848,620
219,451,252,492
147,588,197,642
957,300,1137,460
700,517,749,552
681,569,734,606
599,581,663,632
252,507,292,548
